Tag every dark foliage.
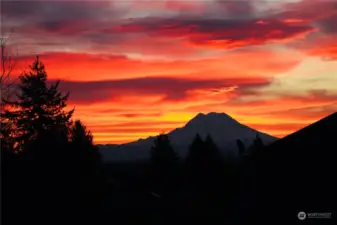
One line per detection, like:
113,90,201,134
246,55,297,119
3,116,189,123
1,57,107,224
182,134,236,217
236,139,245,156
148,134,180,195
1,56,73,151
185,133,224,182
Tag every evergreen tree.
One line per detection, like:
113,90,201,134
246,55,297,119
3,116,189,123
185,133,204,171
69,120,106,213
251,133,264,152
185,134,223,175
204,134,222,163
255,133,264,148
1,56,74,151
69,120,102,175
203,134,225,184
248,133,265,162
184,133,206,199
184,133,227,215
204,134,230,215
149,134,180,194
237,139,245,156
0,56,110,222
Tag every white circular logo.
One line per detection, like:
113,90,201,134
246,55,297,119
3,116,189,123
298,211,306,220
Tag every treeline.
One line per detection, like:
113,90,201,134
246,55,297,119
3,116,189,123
1,56,264,223
142,131,264,218
146,133,236,217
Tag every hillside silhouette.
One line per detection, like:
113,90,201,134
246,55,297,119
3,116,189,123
252,112,337,222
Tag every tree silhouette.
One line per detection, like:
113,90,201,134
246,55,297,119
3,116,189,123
1,56,74,151
185,133,204,172
251,133,264,154
0,56,77,222
204,134,225,175
69,120,102,168
185,133,223,177
203,134,227,195
69,120,103,189
0,33,18,152
1,32,17,108
184,133,228,216
149,134,180,195
0,120,15,152
69,120,106,214
184,133,206,207
237,139,245,156
204,134,223,164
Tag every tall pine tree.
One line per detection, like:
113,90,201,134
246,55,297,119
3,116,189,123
251,133,264,155
185,133,204,171
204,134,223,164
149,134,180,195
184,133,206,195
237,139,245,156
69,120,106,214
253,133,264,149
69,120,102,173
184,134,233,216
2,56,73,151
186,134,224,183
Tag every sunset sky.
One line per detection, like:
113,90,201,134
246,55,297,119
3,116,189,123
2,0,337,144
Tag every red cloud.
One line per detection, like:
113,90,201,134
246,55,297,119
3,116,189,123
112,18,315,49
164,1,206,12
305,36,337,60
4,0,336,57
55,76,271,105
278,0,337,23
275,0,337,60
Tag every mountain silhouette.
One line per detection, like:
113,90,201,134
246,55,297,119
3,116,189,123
99,112,277,162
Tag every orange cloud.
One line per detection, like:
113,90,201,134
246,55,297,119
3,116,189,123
77,119,186,144
306,37,337,60
13,48,302,82
245,123,309,137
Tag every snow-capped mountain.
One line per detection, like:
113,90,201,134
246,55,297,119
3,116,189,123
99,112,278,162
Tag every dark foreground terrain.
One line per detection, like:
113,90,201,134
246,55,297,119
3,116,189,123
2,113,337,224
